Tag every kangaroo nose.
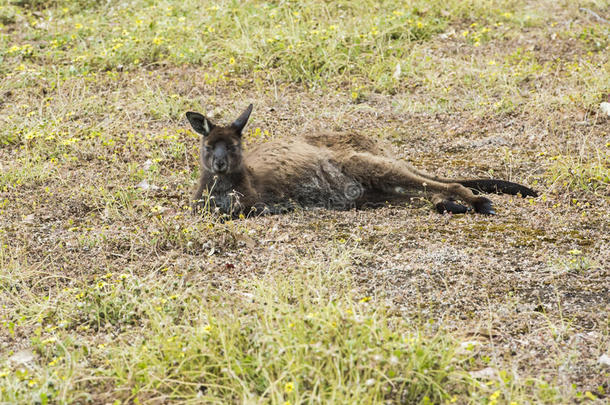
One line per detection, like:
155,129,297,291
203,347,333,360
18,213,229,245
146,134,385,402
214,160,227,172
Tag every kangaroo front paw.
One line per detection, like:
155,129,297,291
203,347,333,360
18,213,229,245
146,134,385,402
191,200,204,214
473,197,495,215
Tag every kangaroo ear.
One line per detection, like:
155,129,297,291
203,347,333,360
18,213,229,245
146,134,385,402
231,104,253,134
186,112,214,137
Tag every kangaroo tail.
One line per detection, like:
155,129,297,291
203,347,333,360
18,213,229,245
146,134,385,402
458,179,538,198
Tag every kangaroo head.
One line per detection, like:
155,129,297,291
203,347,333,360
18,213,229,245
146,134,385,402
186,104,253,175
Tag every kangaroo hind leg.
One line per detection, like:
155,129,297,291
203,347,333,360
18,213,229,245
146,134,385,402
343,153,496,214
441,183,495,215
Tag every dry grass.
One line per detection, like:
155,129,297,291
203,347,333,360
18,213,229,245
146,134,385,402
1,0,609,403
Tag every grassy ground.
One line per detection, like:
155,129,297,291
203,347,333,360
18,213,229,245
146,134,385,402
1,0,609,403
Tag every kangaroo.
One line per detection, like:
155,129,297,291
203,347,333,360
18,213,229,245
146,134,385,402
186,104,537,217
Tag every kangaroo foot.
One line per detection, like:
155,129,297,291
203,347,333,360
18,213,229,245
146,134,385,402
473,197,495,215
435,200,470,214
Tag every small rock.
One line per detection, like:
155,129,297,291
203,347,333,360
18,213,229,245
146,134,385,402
9,350,35,365
393,63,401,80
22,214,35,224
600,102,610,117
137,180,159,191
599,354,610,367
469,367,497,379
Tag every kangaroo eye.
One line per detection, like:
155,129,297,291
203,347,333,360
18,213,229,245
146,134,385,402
204,146,213,152
228,145,238,151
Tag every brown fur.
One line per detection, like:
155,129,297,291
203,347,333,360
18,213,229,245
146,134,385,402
186,105,537,217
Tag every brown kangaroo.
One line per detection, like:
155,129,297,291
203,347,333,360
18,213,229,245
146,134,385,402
186,104,537,217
